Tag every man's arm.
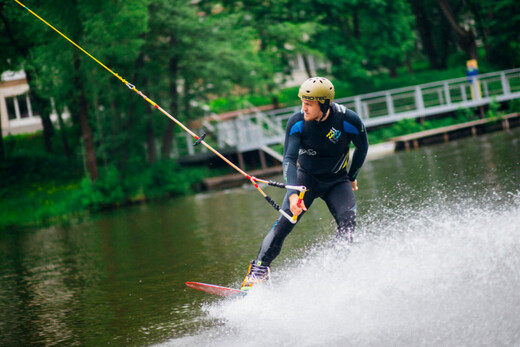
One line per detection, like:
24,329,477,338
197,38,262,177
284,133,307,216
282,115,302,188
348,129,369,182
344,110,369,182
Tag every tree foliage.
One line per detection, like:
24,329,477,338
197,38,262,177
1,0,519,189
310,0,416,86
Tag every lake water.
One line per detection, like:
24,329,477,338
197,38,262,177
1,128,519,346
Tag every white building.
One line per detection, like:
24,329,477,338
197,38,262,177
0,70,68,137
1,55,324,137
276,53,331,87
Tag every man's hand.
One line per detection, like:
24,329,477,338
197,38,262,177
350,180,358,191
289,193,307,217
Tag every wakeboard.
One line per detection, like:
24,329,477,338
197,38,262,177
185,281,247,297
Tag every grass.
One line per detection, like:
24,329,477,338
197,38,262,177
0,142,209,229
0,181,83,229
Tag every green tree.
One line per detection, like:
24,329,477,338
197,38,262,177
20,0,150,181
310,0,416,86
143,0,262,158
205,0,323,106
437,0,478,60
408,0,456,69
467,0,520,67
0,0,22,159
4,0,264,181
0,0,56,155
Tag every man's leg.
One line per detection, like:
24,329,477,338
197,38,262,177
241,169,317,290
323,180,357,242
241,188,316,290
256,188,316,265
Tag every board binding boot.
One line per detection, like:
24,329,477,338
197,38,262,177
240,260,270,291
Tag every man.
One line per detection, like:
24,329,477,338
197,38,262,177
241,77,369,291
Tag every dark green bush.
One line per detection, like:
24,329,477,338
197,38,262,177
143,160,207,198
74,166,126,211
0,152,81,192
72,161,207,212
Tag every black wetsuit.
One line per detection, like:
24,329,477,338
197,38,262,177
256,102,369,266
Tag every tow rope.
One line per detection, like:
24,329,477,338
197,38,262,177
13,0,306,223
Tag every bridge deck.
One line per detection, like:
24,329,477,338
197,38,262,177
173,68,520,166
392,113,520,150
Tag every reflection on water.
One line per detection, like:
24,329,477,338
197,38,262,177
0,128,519,346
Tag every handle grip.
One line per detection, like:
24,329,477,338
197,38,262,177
280,210,297,224
292,190,306,222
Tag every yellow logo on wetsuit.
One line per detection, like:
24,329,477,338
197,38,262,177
326,127,341,143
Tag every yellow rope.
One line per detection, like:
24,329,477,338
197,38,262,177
13,0,305,222
14,0,132,86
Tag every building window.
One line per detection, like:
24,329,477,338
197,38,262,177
18,94,29,118
5,93,36,120
6,96,17,120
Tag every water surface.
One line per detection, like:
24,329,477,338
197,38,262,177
1,128,519,346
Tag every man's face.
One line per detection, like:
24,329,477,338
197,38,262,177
301,99,322,121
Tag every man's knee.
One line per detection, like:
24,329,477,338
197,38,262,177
257,215,297,264
337,210,356,242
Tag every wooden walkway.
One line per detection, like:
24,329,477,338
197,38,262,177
200,142,396,190
180,68,520,159
392,113,520,151
202,166,282,190
198,114,518,190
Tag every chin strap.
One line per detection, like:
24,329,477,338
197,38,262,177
317,101,331,122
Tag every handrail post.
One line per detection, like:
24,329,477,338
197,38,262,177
414,86,424,110
355,96,364,119
385,92,395,115
460,84,467,102
471,78,482,100
500,72,511,95
443,81,452,105
186,132,194,155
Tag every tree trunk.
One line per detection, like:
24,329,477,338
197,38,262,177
74,51,98,181
25,72,55,153
409,0,443,69
78,91,98,181
139,66,156,164
122,95,134,172
389,66,398,78
271,96,280,109
161,120,175,160
468,2,489,56
302,55,313,78
146,104,156,164
0,114,4,160
161,57,179,159
183,78,192,121
353,9,360,39
39,111,54,153
56,108,71,161
438,23,452,67
437,0,478,60
405,54,414,74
